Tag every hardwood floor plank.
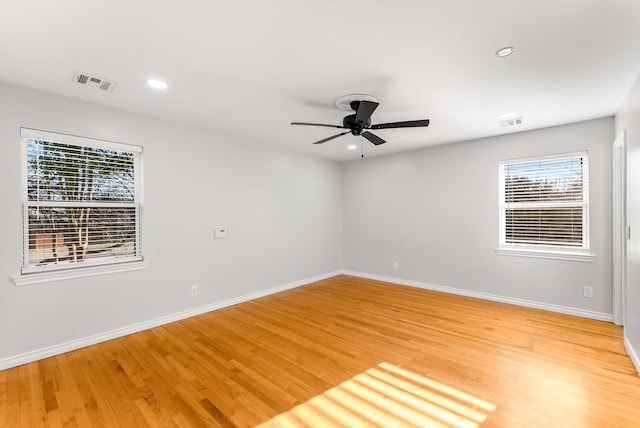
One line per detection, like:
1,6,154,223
0,368,7,427
26,362,46,427
2,274,640,427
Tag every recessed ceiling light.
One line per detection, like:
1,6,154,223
347,145,357,150
498,112,516,120
495,47,515,58
147,79,168,90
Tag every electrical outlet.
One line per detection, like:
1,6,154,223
191,285,198,296
583,286,593,298
392,261,398,270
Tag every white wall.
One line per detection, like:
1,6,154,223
0,82,343,362
616,72,640,371
342,118,613,315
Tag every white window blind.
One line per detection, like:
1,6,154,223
21,129,143,274
499,152,589,250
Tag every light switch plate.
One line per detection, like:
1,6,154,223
215,228,228,239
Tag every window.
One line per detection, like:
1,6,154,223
497,152,593,261
21,128,143,275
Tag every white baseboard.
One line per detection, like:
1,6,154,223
625,336,640,376
342,270,614,322
0,270,341,371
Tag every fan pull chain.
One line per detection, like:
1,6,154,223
361,136,364,159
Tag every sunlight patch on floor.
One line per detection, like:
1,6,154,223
258,362,496,427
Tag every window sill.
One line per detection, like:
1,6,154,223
12,260,150,286
495,247,595,262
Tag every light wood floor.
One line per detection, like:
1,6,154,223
2,275,640,427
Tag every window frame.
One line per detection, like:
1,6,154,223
14,128,148,284
496,151,595,262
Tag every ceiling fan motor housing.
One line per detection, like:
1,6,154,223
345,101,373,135
343,114,370,135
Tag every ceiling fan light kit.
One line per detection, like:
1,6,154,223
292,94,430,147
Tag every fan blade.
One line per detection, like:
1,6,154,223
355,101,379,125
291,122,347,129
362,131,386,146
371,119,430,130
312,131,350,144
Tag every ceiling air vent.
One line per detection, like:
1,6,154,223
498,117,523,127
72,71,117,93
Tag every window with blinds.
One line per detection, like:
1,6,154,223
499,152,589,250
21,129,143,274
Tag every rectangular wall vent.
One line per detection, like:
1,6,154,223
73,71,116,93
498,117,524,127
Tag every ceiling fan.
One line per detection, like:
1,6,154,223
291,95,429,146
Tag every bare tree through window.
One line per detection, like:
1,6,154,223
23,133,142,272
500,154,588,249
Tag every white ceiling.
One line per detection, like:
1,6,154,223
1,0,639,161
